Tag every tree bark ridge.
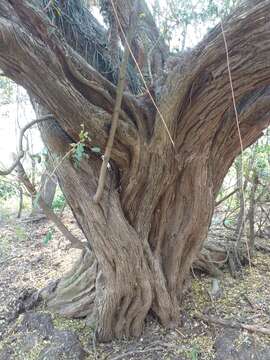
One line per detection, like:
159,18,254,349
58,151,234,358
1,0,270,342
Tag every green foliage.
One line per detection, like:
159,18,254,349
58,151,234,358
0,179,16,200
43,226,55,245
90,146,101,154
253,143,270,178
72,142,86,165
70,124,91,168
154,0,240,50
189,346,199,360
0,77,14,105
224,218,234,226
52,193,65,211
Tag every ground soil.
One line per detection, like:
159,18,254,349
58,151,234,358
0,211,270,359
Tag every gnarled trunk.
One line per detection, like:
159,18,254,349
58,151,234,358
1,0,270,342
39,116,214,342
39,121,176,341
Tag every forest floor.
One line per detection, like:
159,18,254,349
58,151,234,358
0,211,270,359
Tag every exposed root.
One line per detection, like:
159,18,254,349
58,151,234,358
195,242,254,278
41,247,180,342
43,251,96,318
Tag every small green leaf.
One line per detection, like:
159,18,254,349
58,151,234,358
91,146,101,154
43,227,55,245
191,347,199,360
74,143,85,163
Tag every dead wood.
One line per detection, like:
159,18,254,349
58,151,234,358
195,313,270,336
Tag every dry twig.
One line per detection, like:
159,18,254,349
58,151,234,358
196,314,270,336
215,188,239,207
110,347,165,360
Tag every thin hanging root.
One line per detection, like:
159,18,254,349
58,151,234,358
220,20,250,268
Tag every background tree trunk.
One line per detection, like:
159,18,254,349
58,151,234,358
234,158,245,245
17,185,23,219
248,171,259,256
31,162,57,215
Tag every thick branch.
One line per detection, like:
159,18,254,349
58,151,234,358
0,0,142,168
41,0,142,94
158,0,270,152
100,0,168,78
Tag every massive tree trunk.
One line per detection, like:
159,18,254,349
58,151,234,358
1,0,270,341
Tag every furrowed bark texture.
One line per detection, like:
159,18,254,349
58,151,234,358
99,0,168,79
1,0,270,341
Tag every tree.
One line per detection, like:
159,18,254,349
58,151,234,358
151,0,240,51
0,0,270,341
31,158,57,216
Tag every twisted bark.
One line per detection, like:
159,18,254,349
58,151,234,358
100,0,168,79
0,0,270,341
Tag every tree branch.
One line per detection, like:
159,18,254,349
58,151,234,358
41,0,142,94
195,313,270,336
0,0,141,168
158,0,270,149
0,115,53,176
14,159,87,251
100,0,168,78
215,188,239,207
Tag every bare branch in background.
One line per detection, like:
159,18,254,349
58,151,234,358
14,158,87,251
0,115,53,176
215,188,239,207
